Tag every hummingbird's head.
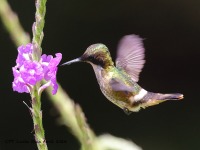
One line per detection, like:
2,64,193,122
81,44,114,68
62,44,114,68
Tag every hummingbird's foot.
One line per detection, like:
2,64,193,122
123,107,132,115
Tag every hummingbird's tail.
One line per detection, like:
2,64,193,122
146,92,184,100
140,92,183,108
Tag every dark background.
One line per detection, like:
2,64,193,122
0,0,200,150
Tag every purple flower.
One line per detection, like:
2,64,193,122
12,43,62,95
41,53,62,94
16,43,33,67
12,67,29,93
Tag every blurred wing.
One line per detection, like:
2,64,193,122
110,78,133,92
116,34,145,82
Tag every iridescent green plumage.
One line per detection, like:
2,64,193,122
97,67,142,111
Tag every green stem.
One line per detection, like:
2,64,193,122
32,0,47,60
0,0,30,46
31,85,48,150
31,0,48,150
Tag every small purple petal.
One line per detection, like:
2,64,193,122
49,53,62,67
41,53,62,94
49,53,62,95
16,43,33,67
41,53,62,80
20,60,44,85
51,78,58,95
12,67,29,93
41,54,53,63
17,43,33,54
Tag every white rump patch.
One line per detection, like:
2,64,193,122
133,89,147,101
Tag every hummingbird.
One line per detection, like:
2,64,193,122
62,34,183,114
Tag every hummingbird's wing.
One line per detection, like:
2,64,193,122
116,34,145,82
110,78,133,92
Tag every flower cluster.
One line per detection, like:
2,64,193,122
12,43,62,95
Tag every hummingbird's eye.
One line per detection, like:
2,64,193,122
87,56,94,62
87,55,105,68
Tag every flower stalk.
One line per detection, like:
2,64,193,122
32,0,47,60
31,85,48,150
31,0,48,149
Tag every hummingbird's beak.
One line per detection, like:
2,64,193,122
61,57,82,66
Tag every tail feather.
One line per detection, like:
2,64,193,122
140,92,184,108
153,93,184,100
144,92,183,101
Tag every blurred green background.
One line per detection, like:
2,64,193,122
0,0,199,149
